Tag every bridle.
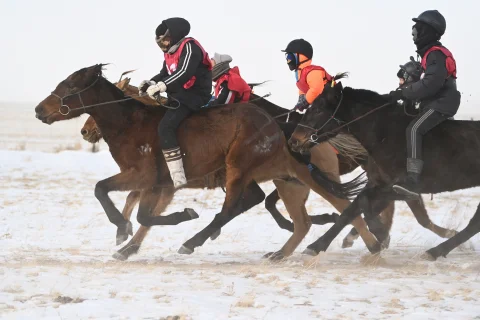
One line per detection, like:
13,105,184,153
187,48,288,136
50,76,137,116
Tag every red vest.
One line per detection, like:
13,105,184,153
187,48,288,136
164,37,213,89
296,65,333,93
214,66,251,102
421,46,457,79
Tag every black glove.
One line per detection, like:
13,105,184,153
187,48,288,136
388,89,404,102
294,94,309,111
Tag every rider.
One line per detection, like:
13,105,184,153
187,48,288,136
388,10,460,196
281,39,334,111
209,53,251,106
139,17,213,188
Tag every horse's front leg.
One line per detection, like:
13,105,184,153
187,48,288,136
94,167,156,245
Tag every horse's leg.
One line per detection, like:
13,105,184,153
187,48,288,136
264,179,311,260
423,202,480,261
303,187,403,255
292,161,381,253
94,168,156,245
122,191,141,222
406,198,457,238
342,202,395,249
113,186,190,260
265,188,294,232
179,174,262,254
265,183,338,234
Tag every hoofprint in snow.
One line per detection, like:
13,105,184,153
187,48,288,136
1,150,479,320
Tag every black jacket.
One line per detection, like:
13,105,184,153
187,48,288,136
150,18,212,110
401,42,461,116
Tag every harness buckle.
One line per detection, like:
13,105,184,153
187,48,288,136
59,104,71,116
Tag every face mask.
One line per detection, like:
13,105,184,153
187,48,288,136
155,29,171,52
285,52,298,71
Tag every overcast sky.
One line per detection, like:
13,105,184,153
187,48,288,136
1,0,478,116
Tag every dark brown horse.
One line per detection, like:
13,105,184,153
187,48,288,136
288,75,462,260
35,64,381,261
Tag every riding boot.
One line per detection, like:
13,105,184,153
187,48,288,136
392,158,423,198
162,147,187,189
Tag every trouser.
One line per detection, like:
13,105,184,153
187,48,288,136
406,108,448,161
158,103,193,150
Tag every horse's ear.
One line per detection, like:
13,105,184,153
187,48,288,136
335,81,343,94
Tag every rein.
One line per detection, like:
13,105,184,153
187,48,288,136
299,91,393,143
51,76,182,115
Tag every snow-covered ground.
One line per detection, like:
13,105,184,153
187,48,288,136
1,104,480,319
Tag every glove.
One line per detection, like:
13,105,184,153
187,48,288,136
146,81,167,98
388,89,404,102
294,94,309,111
139,80,156,96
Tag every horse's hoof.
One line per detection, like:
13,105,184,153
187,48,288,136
420,251,437,261
262,252,274,259
302,248,319,256
210,229,221,241
184,208,199,220
341,234,355,248
268,251,285,261
116,222,132,245
367,241,383,254
178,245,194,255
381,235,391,250
112,251,128,261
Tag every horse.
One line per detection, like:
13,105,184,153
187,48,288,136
80,76,342,246
79,74,391,252
288,73,467,261
34,63,384,261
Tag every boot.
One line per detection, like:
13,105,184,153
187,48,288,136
392,158,423,198
162,147,187,189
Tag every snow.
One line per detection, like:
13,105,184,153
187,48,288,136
1,104,479,319
1,150,479,320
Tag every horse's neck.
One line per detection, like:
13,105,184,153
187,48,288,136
87,83,139,143
339,100,397,155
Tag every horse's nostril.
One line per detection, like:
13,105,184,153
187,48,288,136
35,105,44,114
81,129,88,135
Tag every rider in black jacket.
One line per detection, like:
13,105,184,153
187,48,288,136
388,10,461,197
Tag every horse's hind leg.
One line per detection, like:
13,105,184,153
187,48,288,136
179,175,263,254
94,168,156,245
264,179,311,260
407,198,457,238
423,202,480,261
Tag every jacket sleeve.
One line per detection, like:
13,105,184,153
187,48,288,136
160,41,204,91
402,51,448,101
305,69,326,104
210,82,233,106
150,61,168,83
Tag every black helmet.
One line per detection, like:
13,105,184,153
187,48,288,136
397,56,422,84
281,39,313,59
412,10,446,36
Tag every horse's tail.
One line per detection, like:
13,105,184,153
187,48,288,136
308,163,367,200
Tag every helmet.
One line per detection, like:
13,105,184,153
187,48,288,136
412,10,446,36
281,39,313,59
397,56,422,84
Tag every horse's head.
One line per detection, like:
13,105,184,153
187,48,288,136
35,64,106,124
81,116,102,143
288,73,347,153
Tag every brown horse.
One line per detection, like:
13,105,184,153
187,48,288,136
80,74,390,249
35,64,381,261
